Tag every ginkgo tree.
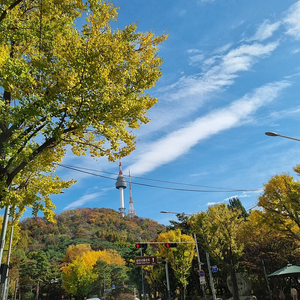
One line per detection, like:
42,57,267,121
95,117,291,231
158,229,196,300
61,246,127,298
258,165,300,240
0,0,167,220
189,204,244,300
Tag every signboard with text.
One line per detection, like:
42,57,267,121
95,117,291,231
135,256,157,266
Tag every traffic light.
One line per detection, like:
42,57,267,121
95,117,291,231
165,243,177,248
135,243,148,249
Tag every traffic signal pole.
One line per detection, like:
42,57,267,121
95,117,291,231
138,238,146,300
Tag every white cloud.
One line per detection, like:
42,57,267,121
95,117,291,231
127,81,290,175
284,1,300,39
166,42,279,103
135,39,280,142
63,192,103,210
189,54,205,65
206,201,224,206
248,20,281,41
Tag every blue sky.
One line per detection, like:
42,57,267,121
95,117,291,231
28,0,300,224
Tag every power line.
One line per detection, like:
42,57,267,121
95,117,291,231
56,163,262,193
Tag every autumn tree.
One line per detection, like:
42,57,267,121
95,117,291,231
0,0,167,220
158,229,195,300
258,165,300,240
61,247,126,299
238,209,300,298
189,204,244,300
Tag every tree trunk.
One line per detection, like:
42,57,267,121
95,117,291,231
36,281,39,300
229,263,240,300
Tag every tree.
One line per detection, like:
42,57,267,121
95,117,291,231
228,197,249,219
189,204,244,300
237,209,300,298
258,166,300,240
157,229,196,300
61,247,126,299
0,0,167,220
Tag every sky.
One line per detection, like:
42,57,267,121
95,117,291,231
26,0,300,225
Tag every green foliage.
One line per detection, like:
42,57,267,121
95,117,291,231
227,197,249,219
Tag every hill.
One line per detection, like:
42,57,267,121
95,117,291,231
19,207,165,258
7,208,166,299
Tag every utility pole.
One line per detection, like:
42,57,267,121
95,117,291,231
193,233,207,300
206,252,216,300
0,206,10,269
165,258,171,300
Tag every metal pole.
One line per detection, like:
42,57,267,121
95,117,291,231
3,224,14,300
165,258,171,300
206,253,216,300
0,206,10,268
139,237,145,300
193,233,207,300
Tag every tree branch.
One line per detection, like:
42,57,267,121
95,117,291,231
0,0,23,23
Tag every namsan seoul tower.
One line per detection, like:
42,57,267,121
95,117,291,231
127,171,137,218
115,160,127,217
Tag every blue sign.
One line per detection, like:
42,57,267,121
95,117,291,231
105,290,112,293
212,265,218,273
199,270,205,277
112,285,115,289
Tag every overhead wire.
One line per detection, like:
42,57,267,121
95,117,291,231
56,163,262,193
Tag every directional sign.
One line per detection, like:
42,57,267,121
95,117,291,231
199,270,205,277
135,256,158,266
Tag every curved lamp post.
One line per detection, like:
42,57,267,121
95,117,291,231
265,132,300,142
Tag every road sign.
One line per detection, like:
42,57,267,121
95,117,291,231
199,270,205,277
200,276,205,284
212,265,218,273
105,290,112,293
135,256,158,266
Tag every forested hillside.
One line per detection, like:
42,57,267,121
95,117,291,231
8,208,166,299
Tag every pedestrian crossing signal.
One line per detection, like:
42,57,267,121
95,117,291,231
135,243,148,249
165,243,177,248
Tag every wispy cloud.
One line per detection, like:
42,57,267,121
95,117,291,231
63,192,103,210
206,201,223,206
248,20,281,41
284,0,300,39
140,40,280,140
127,81,290,175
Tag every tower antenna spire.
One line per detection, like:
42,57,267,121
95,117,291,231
115,159,126,217
128,170,137,218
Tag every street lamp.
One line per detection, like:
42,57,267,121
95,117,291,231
265,132,300,142
160,210,192,217
160,211,209,300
